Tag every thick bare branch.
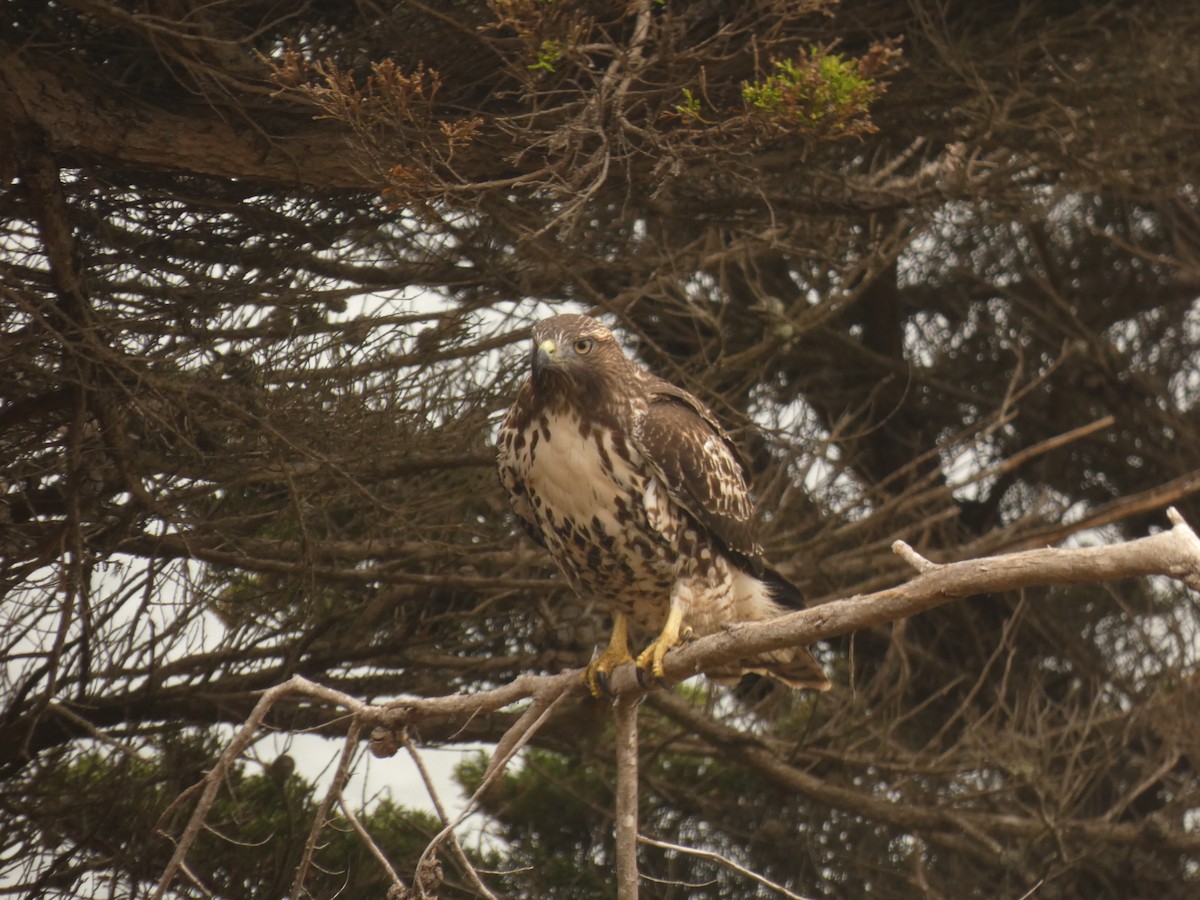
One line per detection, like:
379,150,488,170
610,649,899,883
601,507,1200,694
0,50,372,188
614,695,640,900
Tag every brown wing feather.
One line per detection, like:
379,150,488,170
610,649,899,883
633,385,764,568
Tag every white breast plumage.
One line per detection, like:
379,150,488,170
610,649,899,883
527,412,635,528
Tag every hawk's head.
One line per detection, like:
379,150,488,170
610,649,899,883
528,314,631,404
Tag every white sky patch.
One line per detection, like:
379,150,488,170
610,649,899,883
748,385,870,521
943,435,1004,504
903,311,952,367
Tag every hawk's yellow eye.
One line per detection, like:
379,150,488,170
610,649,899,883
574,338,593,355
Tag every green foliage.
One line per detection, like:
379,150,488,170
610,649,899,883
674,87,704,122
742,48,884,137
529,39,563,73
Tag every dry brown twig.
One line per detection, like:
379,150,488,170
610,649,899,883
152,508,1200,898
337,791,408,896
636,834,817,900
399,730,497,900
292,718,364,897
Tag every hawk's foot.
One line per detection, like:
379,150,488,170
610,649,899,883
585,643,635,698
585,612,634,698
634,608,690,685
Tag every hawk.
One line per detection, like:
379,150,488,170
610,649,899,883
497,314,830,696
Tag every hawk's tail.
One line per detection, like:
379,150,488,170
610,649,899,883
736,564,832,694
758,563,806,611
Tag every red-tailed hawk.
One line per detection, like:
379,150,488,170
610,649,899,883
497,314,830,696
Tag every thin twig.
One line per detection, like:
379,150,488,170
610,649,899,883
291,717,363,897
414,683,572,890
401,731,498,899
337,791,407,895
178,860,216,899
637,834,817,900
153,675,325,899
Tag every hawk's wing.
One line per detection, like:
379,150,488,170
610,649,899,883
633,384,764,569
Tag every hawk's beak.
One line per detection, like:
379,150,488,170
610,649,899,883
532,338,557,376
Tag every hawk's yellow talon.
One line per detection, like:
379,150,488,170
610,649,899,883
635,604,686,682
585,612,634,698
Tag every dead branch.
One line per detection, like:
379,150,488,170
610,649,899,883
400,730,498,900
152,677,360,900
599,506,1200,695
636,834,815,900
337,791,408,895
614,695,640,900
408,684,571,896
292,718,364,896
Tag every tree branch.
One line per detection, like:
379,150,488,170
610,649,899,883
637,834,815,900
614,695,640,900
600,506,1200,695
0,50,371,189
291,718,364,897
